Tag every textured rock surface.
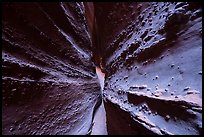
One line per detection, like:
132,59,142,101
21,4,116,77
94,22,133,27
2,2,101,135
94,2,202,135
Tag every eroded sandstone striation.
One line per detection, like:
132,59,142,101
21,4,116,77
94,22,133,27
2,2,101,135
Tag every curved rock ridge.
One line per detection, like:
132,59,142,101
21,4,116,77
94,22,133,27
2,2,101,135
94,2,202,135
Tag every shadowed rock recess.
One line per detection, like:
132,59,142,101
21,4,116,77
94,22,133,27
2,2,202,135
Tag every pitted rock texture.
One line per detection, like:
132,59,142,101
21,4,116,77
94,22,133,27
94,2,202,135
2,2,101,135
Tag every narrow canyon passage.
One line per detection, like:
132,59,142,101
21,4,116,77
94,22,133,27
2,2,202,135
90,67,107,135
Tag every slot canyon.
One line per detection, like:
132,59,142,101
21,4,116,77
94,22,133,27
2,2,202,135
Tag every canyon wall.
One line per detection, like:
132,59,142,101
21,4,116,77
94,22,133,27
94,2,202,135
2,2,101,135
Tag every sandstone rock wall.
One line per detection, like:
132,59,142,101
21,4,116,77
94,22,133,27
2,2,101,135
94,2,202,135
